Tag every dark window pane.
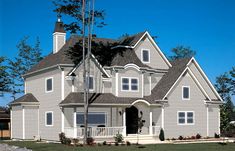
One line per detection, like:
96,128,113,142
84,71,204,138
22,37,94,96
187,118,193,123
142,50,149,62
122,78,129,84
131,79,137,84
183,87,189,99
179,112,185,117
47,79,52,91
187,112,193,117
178,119,185,124
122,85,129,90
89,77,93,89
46,112,52,125
131,85,138,90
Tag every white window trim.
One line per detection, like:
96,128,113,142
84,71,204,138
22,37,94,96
45,111,53,127
45,77,53,93
177,111,195,125
87,75,95,92
182,86,190,100
141,49,150,63
76,112,107,126
121,77,139,92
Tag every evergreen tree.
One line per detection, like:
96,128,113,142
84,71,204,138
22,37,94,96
0,57,10,96
8,37,43,99
169,45,196,61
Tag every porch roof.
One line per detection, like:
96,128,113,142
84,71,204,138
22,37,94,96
9,93,39,106
60,92,162,106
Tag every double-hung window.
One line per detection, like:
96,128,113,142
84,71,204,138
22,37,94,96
121,77,139,91
182,86,190,100
178,111,194,125
45,111,53,126
45,77,53,93
141,49,150,63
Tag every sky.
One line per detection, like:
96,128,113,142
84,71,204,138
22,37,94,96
0,0,235,106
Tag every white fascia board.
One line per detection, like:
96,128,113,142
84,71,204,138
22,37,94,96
59,103,161,107
188,57,223,102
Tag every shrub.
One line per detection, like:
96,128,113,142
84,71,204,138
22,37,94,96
115,142,119,146
191,136,196,139
166,138,170,141
178,135,183,140
159,128,165,141
59,132,66,144
196,133,201,139
171,138,176,140
98,143,102,146
72,138,79,146
114,133,123,143
64,138,71,145
126,141,131,146
87,137,94,145
102,141,107,145
214,133,220,138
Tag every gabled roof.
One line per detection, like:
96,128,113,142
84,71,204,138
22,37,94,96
10,93,39,105
146,58,191,100
60,92,159,106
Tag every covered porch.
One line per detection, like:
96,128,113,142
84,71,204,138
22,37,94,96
61,99,165,139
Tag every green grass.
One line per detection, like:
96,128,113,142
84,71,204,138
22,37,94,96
1,141,235,151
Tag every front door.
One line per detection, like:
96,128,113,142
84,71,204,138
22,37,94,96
126,106,138,134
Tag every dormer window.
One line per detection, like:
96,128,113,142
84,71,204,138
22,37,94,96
141,49,150,63
86,76,94,91
121,77,139,91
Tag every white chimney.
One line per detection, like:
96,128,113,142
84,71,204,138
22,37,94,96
53,17,66,53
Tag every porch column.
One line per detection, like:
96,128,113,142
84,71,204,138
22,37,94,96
161,105,164,129
122,109,126,137
73,107,77,138
149,110,153,135
206,104,209,137
61,108,64,133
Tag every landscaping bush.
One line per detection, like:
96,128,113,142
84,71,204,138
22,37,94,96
159,128,165,141
114,133,123,143
191,136,196,139
126,141,131,146
178,135,183,140
59,132,71,145
72,138,79,146
87,137,94,145
102,141,107,145
115,142,119,146
214,133,220,138
171,138,176,140
196,133,201,139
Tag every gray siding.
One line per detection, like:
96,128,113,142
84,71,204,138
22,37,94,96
164,72,208,138
152,107,162,127
64,67,73,97
25,106,39,139
74,59,103,93
11,105,23,139
135,36,169,69
118,68,143,98
189,62,218,100
26,68,62,140
208,105,220,136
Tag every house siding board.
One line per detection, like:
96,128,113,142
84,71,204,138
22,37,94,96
74,59,103,93
164,73,207,138
152,107,162,127
64,107,73,127
208,105,219,136
64,67,73,98
26,68,62,140
144,73,151,96
11,105,23,139
189,62,218,100
24,106,39,139
118,68,142,98
135,36,169,69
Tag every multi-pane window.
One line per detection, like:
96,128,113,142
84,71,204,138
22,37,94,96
76,112,106,126
45,111,53,126
45,78,53,92
86,76,94,90
121,77,138,91
182,86,190,100
178,111,194,125
142,49,150,63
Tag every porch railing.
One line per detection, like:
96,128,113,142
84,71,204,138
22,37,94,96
64,126,124,138
152,126,161,136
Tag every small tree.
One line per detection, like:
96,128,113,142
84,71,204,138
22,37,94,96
159,128,165,141
169,45,196,61
0,57,10,96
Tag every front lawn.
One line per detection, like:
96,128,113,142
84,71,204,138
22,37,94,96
1,141,235,151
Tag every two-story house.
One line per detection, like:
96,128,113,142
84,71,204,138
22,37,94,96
10,18,223,142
